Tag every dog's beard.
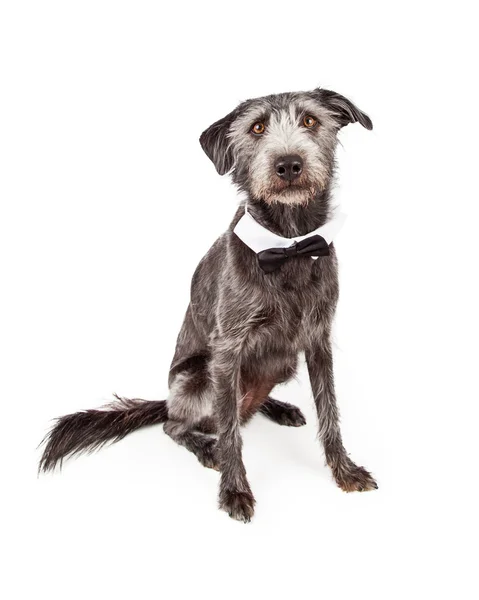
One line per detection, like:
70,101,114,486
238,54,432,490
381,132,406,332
263,184,316,205
251,177,321,205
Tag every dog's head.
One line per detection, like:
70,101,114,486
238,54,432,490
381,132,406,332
200,88,372,205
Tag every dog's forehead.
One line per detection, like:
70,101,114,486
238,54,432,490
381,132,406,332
264,91,314,109
232,92,323,131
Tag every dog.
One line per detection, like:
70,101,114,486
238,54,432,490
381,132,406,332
39,86,377,522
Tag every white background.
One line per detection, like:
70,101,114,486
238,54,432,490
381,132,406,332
1,1,478,598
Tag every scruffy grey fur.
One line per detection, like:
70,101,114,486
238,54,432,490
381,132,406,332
39,86,377,522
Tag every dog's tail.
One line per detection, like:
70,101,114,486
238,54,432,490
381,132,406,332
38,394,168,473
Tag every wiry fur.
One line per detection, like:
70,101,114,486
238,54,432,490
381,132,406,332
39,395,168,473
39,86,377,522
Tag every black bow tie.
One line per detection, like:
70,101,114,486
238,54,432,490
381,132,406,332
257,234,330,273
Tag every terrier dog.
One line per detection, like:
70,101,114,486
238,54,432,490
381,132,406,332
39,86,377,522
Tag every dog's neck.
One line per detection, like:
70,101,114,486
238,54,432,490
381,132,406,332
245,188,332,238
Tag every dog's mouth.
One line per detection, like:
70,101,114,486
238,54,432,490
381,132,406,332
249,170,320,205
274,177,305,191
275,180,313,196
262,179,316,205
279,181,302,191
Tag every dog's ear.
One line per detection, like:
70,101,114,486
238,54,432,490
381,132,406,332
199,109,237,175
316,89,373,130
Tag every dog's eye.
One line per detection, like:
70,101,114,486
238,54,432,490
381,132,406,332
251,122,265,135
303,115,318,128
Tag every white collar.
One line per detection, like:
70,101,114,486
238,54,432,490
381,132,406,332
233,205,347,255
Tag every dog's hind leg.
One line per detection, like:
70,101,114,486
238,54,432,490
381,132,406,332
165,348,219,470
259,397,306,427
163,419,219,470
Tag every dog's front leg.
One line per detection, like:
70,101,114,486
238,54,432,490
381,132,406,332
305,336,378,492
211,339,255,522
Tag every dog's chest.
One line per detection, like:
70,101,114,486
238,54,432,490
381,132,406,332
265,264,331,349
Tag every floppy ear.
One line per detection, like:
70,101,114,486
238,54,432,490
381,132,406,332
199,109,238,175
318,89,373,130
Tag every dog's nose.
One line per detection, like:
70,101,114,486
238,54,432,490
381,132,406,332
275,155,303,181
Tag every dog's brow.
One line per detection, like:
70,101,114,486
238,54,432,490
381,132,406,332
233,104,270,132
296,98,322,116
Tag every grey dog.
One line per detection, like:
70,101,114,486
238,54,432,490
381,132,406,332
39,86,377,522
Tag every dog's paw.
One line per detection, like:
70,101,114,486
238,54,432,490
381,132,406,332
262,400,307,427
276,404,307,427
219,488,256,523
334,463,378,492
197,439,220,471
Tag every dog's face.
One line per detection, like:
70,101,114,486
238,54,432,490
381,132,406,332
200,88,372,205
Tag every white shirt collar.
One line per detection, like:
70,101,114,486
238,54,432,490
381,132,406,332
233,205,347,255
